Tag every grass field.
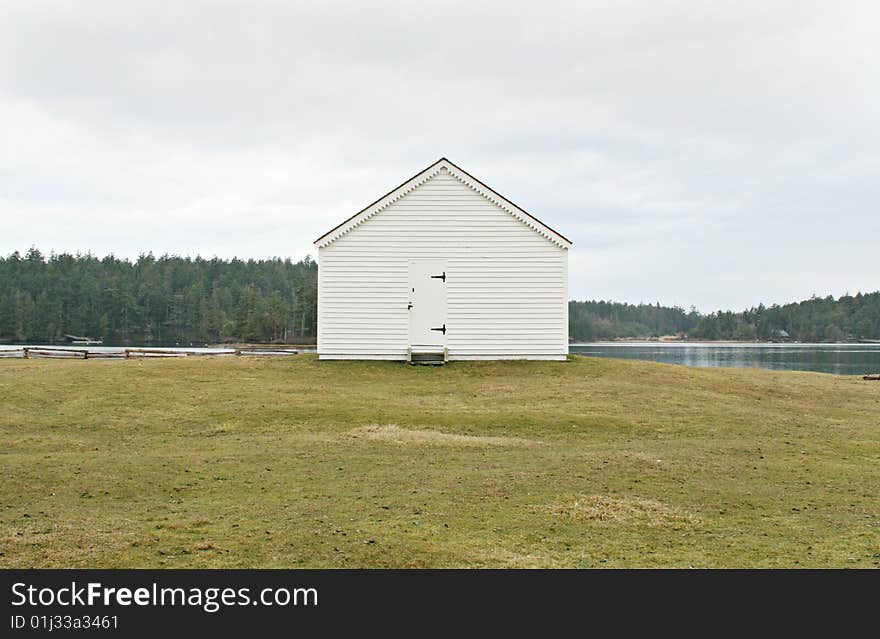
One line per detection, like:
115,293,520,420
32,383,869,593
1,355,878,568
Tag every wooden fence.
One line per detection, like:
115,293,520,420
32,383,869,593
1,348,299,360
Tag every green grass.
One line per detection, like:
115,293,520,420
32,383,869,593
1,355,878,568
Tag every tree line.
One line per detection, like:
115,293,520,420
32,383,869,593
0,248,317,344
568,300,701,341
570,294,880,342
1,249,878,344
689,293,880,342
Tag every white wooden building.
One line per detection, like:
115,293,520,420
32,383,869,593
314,158,571,362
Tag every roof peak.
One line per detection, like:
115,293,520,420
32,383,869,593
314,158,571,248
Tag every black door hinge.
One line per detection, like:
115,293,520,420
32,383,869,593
430,272,446,282
430,324,446,335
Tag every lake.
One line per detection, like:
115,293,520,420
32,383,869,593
570,342,880,375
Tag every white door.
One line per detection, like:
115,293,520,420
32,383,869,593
408,260,447,348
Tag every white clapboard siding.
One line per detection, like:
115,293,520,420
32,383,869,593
316,159,569,360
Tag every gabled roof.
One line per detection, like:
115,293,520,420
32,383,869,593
313,157,572,248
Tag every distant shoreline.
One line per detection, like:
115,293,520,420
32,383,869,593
3,339,880,349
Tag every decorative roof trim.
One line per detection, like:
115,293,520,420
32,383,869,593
314,157,572,249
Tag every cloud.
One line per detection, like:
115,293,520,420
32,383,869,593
1,0,878,310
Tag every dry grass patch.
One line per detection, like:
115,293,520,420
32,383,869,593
539,494,703,528
458,545,559,568
349,424,538,448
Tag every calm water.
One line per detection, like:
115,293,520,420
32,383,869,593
571,342,880,375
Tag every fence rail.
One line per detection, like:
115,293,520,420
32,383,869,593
5,348,300,360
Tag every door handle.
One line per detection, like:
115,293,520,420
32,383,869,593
407,302,413,310
430,324,446,335
430,272,446,282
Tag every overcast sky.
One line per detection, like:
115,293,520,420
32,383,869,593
1,1,877,311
